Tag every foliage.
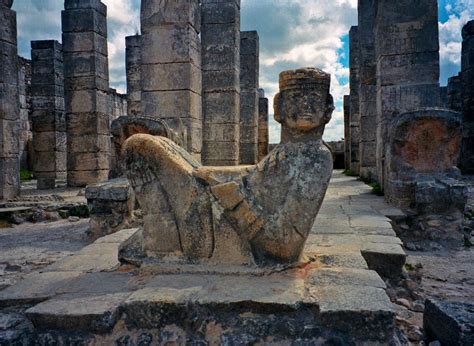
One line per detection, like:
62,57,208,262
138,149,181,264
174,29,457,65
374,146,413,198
20,169,33,182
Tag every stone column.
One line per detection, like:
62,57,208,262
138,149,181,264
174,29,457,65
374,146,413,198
0,0,20,199
240,31,259,164
343,95,350,170
62,0,110,187
30,40,67,189
257,88,269,161
358,0,377,181
18,57,32,171
140,0,202,160
374,0,440,186
126,35,141,117
447,74,462,112
349,26,360,175
461,20,474,173
201,0,240,166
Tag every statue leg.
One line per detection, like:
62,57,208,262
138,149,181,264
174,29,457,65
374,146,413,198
124,134,214,259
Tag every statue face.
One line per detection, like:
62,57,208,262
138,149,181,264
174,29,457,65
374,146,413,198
274,89,333,132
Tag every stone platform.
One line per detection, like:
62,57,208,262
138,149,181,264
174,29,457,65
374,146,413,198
0,171,406,344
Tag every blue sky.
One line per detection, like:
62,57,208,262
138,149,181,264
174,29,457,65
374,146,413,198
12,0,473,143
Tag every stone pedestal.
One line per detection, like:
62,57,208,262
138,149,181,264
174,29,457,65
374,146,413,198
257,88,269,161
358,0,377,181
0,1,20,199
85,178,136,239
140,0,202,160
461,21,474,173
62,0,111,187
374,0,440,187
343,95,350,170
31,40,67,190
201,0,241,166
349,26,360,175
239,31,259,164
125,35,141,117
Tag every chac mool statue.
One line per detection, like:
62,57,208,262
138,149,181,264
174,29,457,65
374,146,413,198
123,68,334,267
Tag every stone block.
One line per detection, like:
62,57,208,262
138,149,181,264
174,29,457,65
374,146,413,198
240,125,258,143
68,152,110,172
0,42,18,84
240,142,257,164
65,89,109,114
240,54,259,90
67,169,109,187
63,51,108,80
64,0,107,15
33,131,56,152
62,32,107,56
202,0,240,24
141,0,201,33
202,141,239,161
31,84,64,98
37,175,56,190
202,69,240,92
203,123,239,142
33,152,56,172
376,83,441,117
424,299,474,346
0,83,19,121
360,243,406,279
359,115,376,142
31,72,63,88
203,91,240,124
240,91,258,124
0,119,19,156
64,75,109,92
0,7,17,45
0,158,19,200
30,47,63,62
240,30,259,56
31,111,66,132
66,112,110,136
141,62,201,93
202,23,240,70
61,8,107,36
68,134,110,154
31,96,65,112
141,90,202,121
376,52,439,87
140,25,200,65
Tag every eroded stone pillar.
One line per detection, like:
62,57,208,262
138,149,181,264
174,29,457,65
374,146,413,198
140,0,202,160
358,0,377,181
0,0,20,199
62,0,110,187
239,31,259,164
344,95,350,170
18,57,31,171
375,0,440,187
461,20,474,173
31,40,67,189
201,0,240,166
349,26,360,175
126,35,141,117
447,74,463,112
257,88,269,161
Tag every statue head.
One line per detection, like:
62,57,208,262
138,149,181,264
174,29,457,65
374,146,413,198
274,68,334,142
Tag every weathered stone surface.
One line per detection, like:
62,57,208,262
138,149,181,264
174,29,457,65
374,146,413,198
0,3,19,200
461,20,474,173
125,35,141,117
257,88,269,161
31,40,66,190
424,299,474,346
240,31,259,164
349,26,360,175
343,95,350,170
374,0,440,187
140,0,202,158
62,0,110,187
358,0,377,181
85,178,136,239
201,0,240,166
122,68,333,266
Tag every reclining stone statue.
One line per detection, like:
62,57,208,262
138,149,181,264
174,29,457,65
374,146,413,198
122,68,334,267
